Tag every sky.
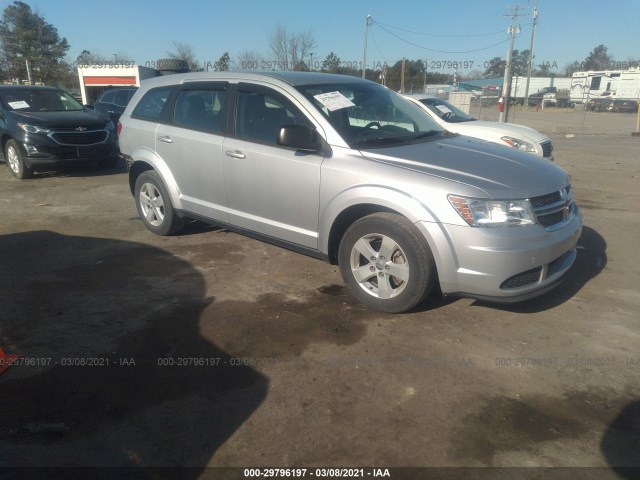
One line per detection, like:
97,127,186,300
4,0,640,76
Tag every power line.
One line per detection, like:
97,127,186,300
374,20,505,38
373,21,510,54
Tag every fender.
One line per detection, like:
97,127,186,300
318,184,440,255
129,146,183,211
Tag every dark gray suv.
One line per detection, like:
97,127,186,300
0,85,119,178
118,72,582,313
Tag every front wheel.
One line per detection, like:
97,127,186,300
338,213,436,313
134,170,185,236
5,140,33,179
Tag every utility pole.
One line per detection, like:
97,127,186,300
401,57,406,93
423,59,427,94
499,5,526,123
362,15,372,79
523,0,539,109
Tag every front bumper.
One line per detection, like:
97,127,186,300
420,208,583,302
17,141,119,168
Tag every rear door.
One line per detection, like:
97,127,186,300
154,82,230,222
222,83,323,249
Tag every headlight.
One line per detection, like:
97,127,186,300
17,123,52,134
448,195,536,227
500,136,536,153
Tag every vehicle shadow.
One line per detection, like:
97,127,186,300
601,399,640,477
0,231,268,475
471,225,606,313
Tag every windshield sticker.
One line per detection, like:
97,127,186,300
435,104,453,114
8,100,30,109
313,91,355,111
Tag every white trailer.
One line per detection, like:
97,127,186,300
570,68,640,104
77,65,159,105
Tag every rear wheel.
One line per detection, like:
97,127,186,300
338,213,436,313
134,170,185,235
5,140,33,179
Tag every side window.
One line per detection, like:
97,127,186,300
100,91,115,104
132,86,174,120
590,77,601,90
114,90,133,107
173,89,226,133
235,90,308,145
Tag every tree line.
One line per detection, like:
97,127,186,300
0,1,635,93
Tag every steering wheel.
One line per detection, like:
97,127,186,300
441,112,453,121
364,122,382,129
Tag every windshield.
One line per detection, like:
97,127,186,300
0,88,85,112
296,82,444,149
418,97,475,124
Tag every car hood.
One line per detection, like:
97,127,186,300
359,135,569,198
9,110,110,129
445,120,549,143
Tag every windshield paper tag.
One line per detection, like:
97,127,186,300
313,91,355,111
8,101,30,109
435,105,452,114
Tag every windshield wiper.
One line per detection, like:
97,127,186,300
408,130,442,142
353,136,409,148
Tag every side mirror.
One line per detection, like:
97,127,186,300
84,104,95,110
277,125,321,152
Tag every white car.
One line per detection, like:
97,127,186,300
403,94,554,161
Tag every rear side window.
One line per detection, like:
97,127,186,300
114,89,135,107
132,86,174,120
173,89,226,133
100,91,115,104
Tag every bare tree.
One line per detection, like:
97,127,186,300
233,49,263,71
268,24,316,71
269,24,289,69
167,41,201,72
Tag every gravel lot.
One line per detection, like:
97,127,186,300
0,113,639,478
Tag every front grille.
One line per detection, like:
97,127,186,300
531,186,574,230
540,140,553,158
501,267,542,289
50,130,108,145
530,191,561,209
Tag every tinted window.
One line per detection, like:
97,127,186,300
235,90,308,144
173,89,226,133
114,89,135,107
132,86,174,120
100,91,116,104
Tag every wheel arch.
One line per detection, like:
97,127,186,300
127,148,183,210
320,186,439,265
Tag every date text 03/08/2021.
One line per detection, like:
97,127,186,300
243,468,391,478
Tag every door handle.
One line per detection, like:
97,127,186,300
225,150,246,159
158,135,173,143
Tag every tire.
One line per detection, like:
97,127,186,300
5,139,33,179
338,212,436,313
134,170,185,236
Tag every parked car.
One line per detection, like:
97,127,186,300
0,85,119,178
119,72,582,313
92,87,137,124
403,94,554,160
587,92,638,113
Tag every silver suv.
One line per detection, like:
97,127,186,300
118,72,582,313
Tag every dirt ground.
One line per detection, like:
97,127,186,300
1,114,639,479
